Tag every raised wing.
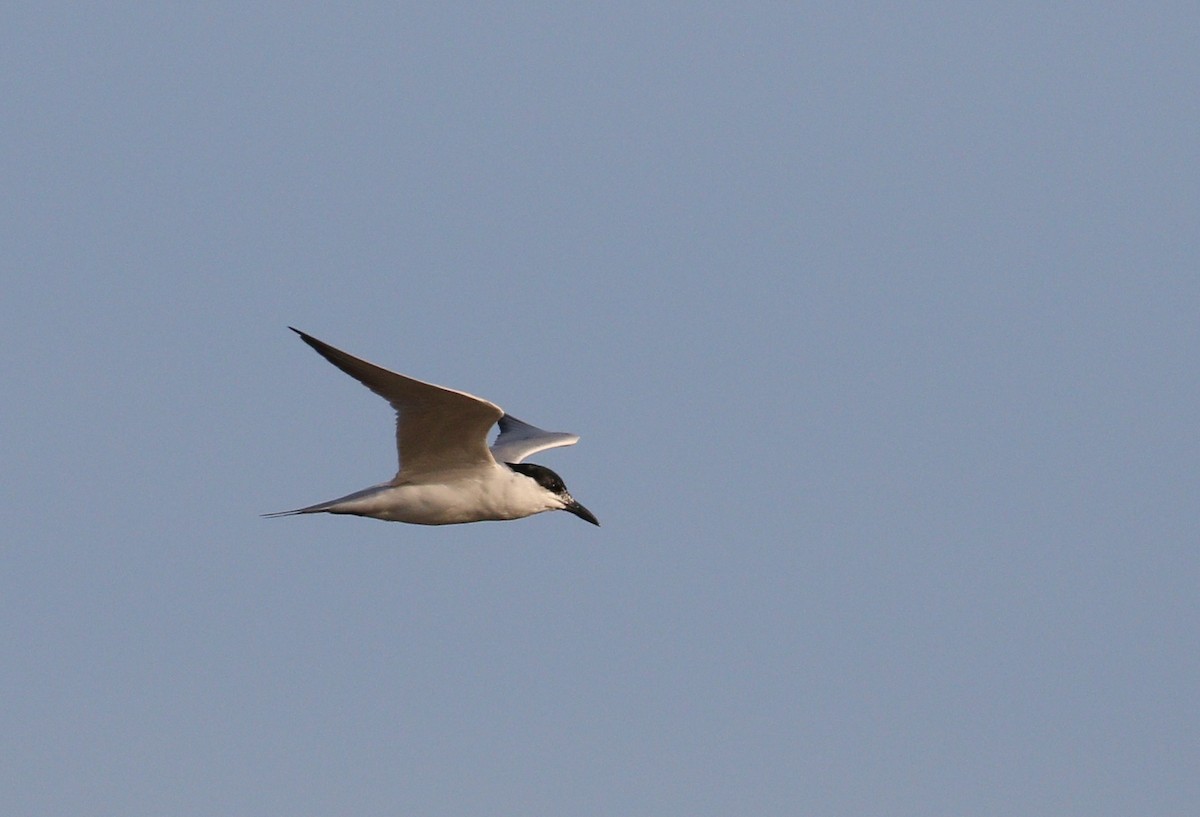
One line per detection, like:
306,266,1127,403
290,328,503,477
489,414,579,464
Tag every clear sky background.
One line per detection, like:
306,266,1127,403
3,4,1196,815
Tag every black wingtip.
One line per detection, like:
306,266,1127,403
288,327,323,352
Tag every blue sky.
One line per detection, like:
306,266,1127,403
3,3,1196,815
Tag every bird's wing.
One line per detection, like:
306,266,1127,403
290,328,503,478
489,414,579,464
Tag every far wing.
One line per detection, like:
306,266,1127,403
489,414,580,464
290,328,503,477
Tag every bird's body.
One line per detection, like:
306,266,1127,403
266,329,598,527
272,465,562,525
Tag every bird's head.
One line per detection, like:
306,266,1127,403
506,462,599,526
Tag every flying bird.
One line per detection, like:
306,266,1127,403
265,328,598,527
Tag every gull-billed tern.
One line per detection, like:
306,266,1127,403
265,328,599,527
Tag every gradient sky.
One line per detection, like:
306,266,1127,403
3,4,1197,815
